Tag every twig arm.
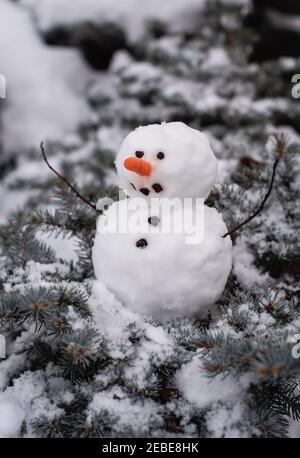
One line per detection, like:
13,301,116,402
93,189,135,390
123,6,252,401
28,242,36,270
40,142,100,215
222,158,280,238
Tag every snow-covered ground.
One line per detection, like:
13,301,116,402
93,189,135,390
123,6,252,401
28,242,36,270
0,0,299,440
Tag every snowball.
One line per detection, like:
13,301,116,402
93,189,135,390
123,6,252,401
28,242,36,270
115,122,218,199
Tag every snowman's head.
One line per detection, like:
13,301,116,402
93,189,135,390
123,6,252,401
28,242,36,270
115,122,217,199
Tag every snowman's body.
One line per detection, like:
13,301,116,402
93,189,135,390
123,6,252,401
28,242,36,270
93,199,231,318
92,122,232,319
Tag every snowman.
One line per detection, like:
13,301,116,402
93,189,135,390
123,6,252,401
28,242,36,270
92,122,232,319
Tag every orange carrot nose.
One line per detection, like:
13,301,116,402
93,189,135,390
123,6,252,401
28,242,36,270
124,157,152,176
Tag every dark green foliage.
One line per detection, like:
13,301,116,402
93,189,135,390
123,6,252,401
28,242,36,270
58,327,109,382
0,215,56,267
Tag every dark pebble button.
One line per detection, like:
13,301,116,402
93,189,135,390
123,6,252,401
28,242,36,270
152,183,163,193
140,187,150,196
136,238,148,249
148,216,160,227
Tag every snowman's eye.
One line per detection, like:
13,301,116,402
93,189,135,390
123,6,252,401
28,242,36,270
135,151,144,158
157,152,164,160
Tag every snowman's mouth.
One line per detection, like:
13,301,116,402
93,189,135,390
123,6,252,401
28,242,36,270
138,184,163,196
140,187,150,196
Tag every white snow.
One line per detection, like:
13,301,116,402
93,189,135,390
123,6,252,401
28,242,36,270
0,370,49,438
176,355,245,409
91,280,174,373
217,159,238,184
90,280,140,358
266,8,300,34
145,326,171,346
0,354,27,390
201,48,231,72
0,398,25,438
109,50,134,74
87,387,160,434
22,0,206,42
0,0,93,152
176,355,254,438
205,401,249,438
233,238,270,289
289,418,300,438
220,0,250,6
37,231,79,264
97,125,127,155
5,158,56,185
0,184,38,224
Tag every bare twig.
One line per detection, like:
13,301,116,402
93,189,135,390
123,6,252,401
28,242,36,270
222,157,280,238
40,142,100,215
